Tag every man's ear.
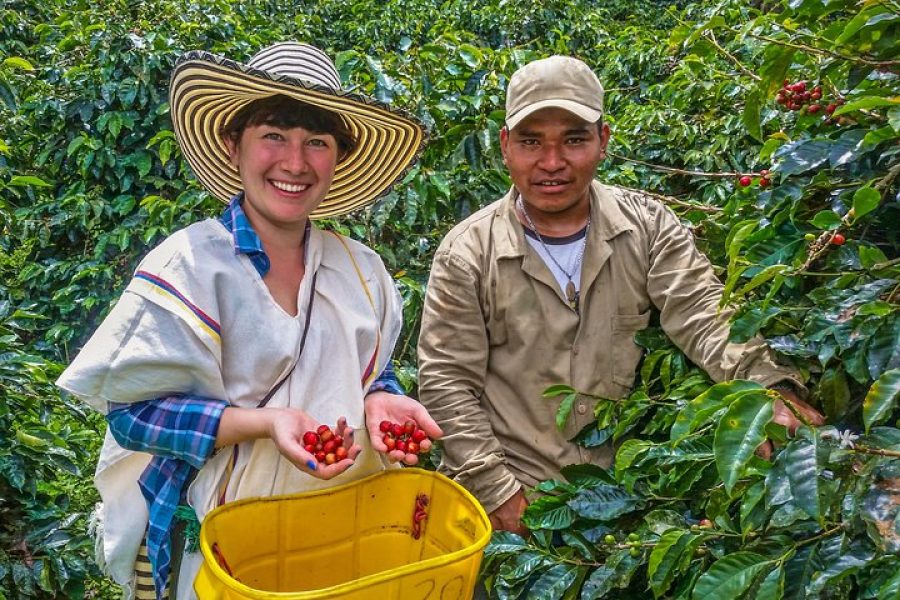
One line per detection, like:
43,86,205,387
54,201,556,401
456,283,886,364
598,122,611,159
499,126,510,164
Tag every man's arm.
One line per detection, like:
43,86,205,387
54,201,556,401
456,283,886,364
418,249,522,516
644,201,823,432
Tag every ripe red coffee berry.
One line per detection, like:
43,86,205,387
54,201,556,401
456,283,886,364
825,103,836,115
407,441,419,454
403,420,417,435
759,177,771,188
739,175,752,187
315,450,326,463
379,420,391,433
323,439,338,454
302,431,319,446
832,233,846,246
335,446,348,461
396,439,408,453
412,429,427,443
390,423,403,437
807,104,820,114
383,435,396,450
304,444,315,453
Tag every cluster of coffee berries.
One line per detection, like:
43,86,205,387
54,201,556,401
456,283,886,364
776,80,823,113
603,532,644,557
738,169,771,188
804,232,846,246
380,419,430,455
411,493,429,539
303,424,348,465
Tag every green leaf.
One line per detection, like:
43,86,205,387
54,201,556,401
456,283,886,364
2,57,34,71
784,436,822,523
648,529,694,598
615,439,652,478
544,384,577,397
7,175,52,188
810,210,842,230
863,368,900,433
714,390,774,493
671,380,762,440
851,186,881,221
755,564,785,600
876,567,900,599
485,531,528,557
776,139,831,177
567,484,643,521
691,552,774,600
522,495,576,530
807,546,875,595
818,367,850,422
834,96,900,116
526,563,580,600
556,392,577,430
742,90,762,142
580,565,617,599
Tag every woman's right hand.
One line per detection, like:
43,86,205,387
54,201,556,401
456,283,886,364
218,406,361,480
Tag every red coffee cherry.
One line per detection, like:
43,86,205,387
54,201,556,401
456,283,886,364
302,431,319,446
832,233,846,246
739,175,752,187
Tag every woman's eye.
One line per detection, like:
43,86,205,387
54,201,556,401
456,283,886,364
263,132,284,141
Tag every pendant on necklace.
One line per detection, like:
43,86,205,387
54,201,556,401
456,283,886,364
565,280,577,308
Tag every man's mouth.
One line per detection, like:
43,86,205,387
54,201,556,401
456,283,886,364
271,180,311,193
536,180,567,187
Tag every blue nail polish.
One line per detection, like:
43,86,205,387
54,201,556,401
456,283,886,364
307,460,317,470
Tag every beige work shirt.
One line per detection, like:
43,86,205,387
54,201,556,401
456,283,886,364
417,182,803,514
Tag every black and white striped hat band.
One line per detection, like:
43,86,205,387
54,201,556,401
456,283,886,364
169,42,426,219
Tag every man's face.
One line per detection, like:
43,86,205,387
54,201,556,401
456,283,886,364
500,107,609,220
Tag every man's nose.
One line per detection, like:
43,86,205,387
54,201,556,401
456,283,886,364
537,145,565,171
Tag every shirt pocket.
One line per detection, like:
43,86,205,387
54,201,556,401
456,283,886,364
611,311,652,388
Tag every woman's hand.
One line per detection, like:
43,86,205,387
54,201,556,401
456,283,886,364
218,406,361,479
364,391,443,465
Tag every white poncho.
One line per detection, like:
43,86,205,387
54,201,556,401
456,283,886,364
57,219,402,596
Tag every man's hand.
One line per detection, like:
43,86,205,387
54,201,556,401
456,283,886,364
489,489,529,537
364,391,443,465
757,385,826,459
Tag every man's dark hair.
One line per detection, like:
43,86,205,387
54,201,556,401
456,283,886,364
221,94,357,161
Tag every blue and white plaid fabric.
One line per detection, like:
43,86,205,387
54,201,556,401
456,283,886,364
106,195,404,598
107,397,225,599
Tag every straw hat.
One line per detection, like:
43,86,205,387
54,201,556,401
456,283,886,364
169,42,426,219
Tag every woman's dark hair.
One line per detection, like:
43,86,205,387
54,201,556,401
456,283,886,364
221,94,357,161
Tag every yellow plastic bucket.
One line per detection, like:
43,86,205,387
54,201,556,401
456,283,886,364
194,468,491,599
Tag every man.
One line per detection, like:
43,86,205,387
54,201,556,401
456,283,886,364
417,55,823,536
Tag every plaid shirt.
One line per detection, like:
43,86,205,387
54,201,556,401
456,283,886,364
106,194,403,598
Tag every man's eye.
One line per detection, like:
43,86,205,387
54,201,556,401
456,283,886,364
566,137,586,144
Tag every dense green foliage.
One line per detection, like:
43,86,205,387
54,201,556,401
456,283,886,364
0,0,896,597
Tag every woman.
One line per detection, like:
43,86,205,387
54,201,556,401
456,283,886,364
57,42,440,599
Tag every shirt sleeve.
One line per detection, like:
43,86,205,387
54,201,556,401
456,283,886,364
646,201,806,392
367,361,406,396
106,396,227,469
418,249,522,514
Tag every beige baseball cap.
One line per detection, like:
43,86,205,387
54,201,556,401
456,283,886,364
505,55,604,130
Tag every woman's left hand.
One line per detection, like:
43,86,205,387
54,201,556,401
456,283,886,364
364,391,443,465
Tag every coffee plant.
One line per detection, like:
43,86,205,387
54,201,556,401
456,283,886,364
0,0,896,597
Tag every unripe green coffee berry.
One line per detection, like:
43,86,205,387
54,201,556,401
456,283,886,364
628,532,640,542
604,534,616,545
630,547,642,557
